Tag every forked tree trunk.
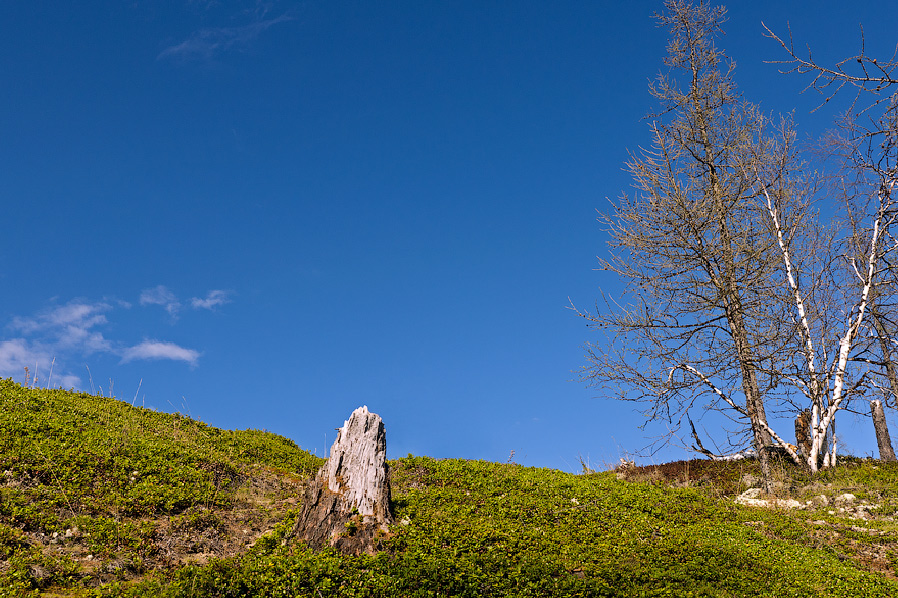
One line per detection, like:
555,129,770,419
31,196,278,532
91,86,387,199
284,406,393,554
871,399,897,462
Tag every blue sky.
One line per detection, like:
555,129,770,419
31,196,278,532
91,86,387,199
1,1,896,470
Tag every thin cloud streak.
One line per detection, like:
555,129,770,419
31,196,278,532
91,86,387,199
121,341,201,367
191,290,232,310
158,13,292,61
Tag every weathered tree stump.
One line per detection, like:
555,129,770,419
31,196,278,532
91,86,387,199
871,399,897,462
284,406,392,554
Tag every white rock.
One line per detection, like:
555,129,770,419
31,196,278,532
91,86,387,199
735,489,802,509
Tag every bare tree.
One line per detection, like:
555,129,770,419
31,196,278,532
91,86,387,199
762,24,897,115
574,1,815,488
765,23,898,462
576,1,898,478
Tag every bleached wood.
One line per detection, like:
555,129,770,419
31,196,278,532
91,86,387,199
284,406,392,554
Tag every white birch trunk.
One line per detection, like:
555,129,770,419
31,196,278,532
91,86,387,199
757,176,887,471
808,201,884,470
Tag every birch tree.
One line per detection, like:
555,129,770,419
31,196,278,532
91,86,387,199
748,143,898,471
764,23,898,465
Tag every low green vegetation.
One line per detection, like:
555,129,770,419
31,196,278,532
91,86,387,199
3,379,898,596
0,378,322,595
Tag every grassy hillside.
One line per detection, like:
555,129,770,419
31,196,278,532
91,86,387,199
0,378,323,595
3,380,898,596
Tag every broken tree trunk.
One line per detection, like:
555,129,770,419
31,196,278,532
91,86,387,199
794,409,812,461
284,406,393,554
871,399,897,462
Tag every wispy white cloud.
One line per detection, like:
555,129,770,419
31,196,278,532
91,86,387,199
158,13,292,61
0,338,52,378
54,373,82,389
191,289,232,310
0,338,81,389
12,301,110,334
1,300,115,387
1,288,226,388
10,301,113,354
140,285,181,317
187,0,219,8
121,341,201,367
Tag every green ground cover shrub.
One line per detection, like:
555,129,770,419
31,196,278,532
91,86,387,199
0,379,322,595
107,457,898,597
4,379,898,596
0,379,321,524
